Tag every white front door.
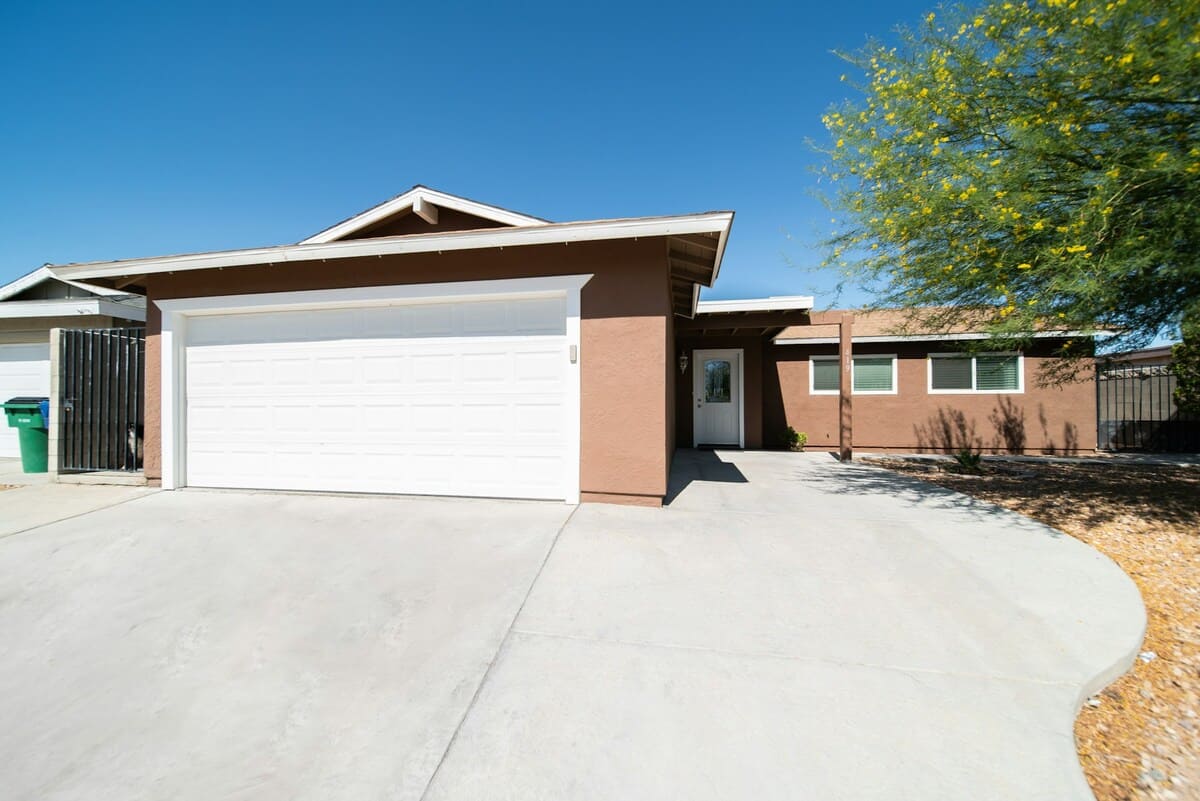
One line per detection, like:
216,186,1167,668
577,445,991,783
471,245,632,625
0,343,50,457
693,348,742,447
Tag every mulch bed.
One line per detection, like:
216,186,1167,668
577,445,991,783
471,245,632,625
865,457,1200,801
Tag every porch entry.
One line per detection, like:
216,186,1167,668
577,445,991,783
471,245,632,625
693,348,744,448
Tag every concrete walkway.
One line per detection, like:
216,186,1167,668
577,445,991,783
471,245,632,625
0,482,155,538
425,451,1145,801
0,455,50,486
0,452,1144,800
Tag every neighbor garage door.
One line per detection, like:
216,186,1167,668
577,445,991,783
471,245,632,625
0,343,50,458
183,295,570,500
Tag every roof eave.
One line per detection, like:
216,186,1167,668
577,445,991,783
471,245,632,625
49,212,736,282
0,298,147,322
773,330,1115,345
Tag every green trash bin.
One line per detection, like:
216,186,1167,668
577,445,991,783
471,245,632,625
4,396,49,474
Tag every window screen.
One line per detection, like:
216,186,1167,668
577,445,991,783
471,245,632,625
852,356,894,392
811,358,840,392
930,356,973,390
976,355,1020,391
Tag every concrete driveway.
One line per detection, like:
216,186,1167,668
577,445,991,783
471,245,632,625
0,452,1143,801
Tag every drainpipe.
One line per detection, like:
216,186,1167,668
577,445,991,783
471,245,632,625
839,313,853,461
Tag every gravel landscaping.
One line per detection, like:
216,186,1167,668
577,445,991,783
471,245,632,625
866,457,1200,801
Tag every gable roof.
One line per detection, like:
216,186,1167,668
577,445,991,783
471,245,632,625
300,185,550,244
50,210,734,317
0,265,133,302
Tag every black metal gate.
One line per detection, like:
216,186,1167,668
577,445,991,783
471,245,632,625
60,328,145,472
1097,361,1200,452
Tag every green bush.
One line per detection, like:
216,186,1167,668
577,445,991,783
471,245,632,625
954,448,983,474
785,427,808,451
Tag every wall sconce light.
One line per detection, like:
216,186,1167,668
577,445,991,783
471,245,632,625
678,353,689,374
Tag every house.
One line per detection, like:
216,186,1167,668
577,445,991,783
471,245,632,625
1096,343,1196,452
1103,344,1175,368
47,187,1099,505
767,309,1098,455
0,266,145,457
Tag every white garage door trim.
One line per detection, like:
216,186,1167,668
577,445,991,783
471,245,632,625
158,275,592,503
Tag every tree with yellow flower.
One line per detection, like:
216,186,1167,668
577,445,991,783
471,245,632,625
820,0,1200,366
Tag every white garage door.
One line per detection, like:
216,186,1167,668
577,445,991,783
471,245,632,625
184,295,570,500
0,343,50,458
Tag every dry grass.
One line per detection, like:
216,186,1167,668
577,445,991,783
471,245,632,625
867,458,1200,801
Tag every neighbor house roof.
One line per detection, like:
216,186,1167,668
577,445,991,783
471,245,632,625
1104,344,1175,364
0,265,133,301
774,307,1109,345
0,266,146,322
300,185,551,243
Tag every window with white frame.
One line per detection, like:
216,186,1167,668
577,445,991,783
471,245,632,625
928,353,1023,393
810,355,898,395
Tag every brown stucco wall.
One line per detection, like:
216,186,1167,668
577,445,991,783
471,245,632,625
765,341,1098,454
142,238,674,503
675,335,766,449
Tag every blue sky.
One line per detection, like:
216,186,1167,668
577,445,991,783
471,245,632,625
0,0,936,306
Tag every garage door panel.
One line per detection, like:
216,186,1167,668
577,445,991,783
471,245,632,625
411,354,456,385
184,295,571,500
361,355,407,385
462,403,507,435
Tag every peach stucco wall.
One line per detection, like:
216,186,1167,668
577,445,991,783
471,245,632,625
764,342,1097,454
143,238,673,502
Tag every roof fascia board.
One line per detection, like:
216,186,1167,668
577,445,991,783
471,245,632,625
0,268,132,303
300,187,549,244
0,266,129,301
774,330,1109,345
51,212,735,282
0,267,53,300
0,298,147,321
696,296,814,314
690,212,735,315
57,275,129,297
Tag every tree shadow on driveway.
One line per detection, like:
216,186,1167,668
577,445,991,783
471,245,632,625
772,453,1068,537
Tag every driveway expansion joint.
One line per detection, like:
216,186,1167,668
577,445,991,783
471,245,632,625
416,504,581,801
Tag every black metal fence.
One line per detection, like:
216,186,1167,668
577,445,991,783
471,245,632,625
1097,361,1200,452
60,328,145,472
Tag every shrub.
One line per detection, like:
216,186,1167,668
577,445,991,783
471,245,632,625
954,448,983,474
785,427,808,451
